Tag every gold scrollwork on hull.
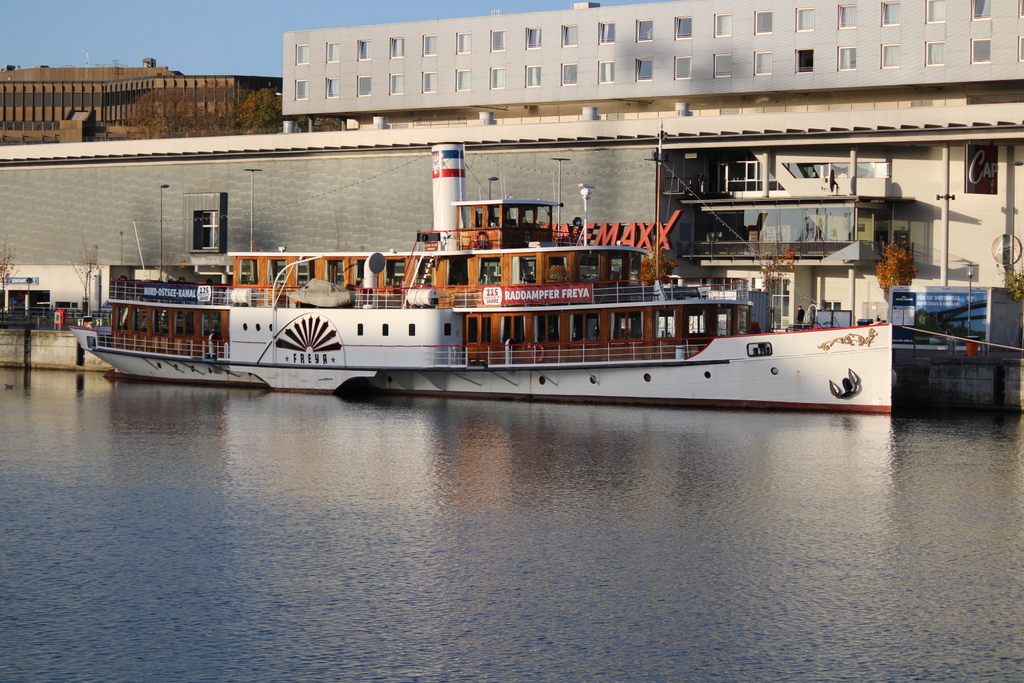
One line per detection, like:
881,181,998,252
818,328,877,351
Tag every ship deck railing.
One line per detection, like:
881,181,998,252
92,330,712,367
109,280,749,310
95,330,228,361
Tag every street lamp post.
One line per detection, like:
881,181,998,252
967,262,976,339
159,184,169,280
488,176,499,200
578,184,594,246
552,157,570,228
243,169,262,250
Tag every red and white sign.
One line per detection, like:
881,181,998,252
482,283,594,306
965,144,998,195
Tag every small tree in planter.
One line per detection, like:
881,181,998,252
756,244,797,330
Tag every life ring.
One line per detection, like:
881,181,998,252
531,343,545,363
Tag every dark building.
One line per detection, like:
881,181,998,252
1,61,280,144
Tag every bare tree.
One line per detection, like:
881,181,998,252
71,243,98,315
0,239,17,321
755,243,797,330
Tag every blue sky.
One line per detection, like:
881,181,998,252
1,0,628,78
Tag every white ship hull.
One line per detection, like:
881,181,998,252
74,323,892,412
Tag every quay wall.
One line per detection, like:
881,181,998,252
0,330,109,371
893,357,1024,412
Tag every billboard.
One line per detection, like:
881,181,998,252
891,287,987,345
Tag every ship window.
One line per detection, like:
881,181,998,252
629,253,642,281
586,312,600,340
269,259,287,284
478,257,502,285
468,317,478,343
327,260,345,286
201,311,220,338
656,310,676,338
350,259,365,288
296,260,312,286
382,324,390,336
612,311,643,339
116,306,130,330
747,342,772,357
385,259,406,287
357,323,364,336
488,206,500,227
547,256,567,282
447,258,469,286
688,310,706,334
579,253,599,281
610,256,624,282
512,256,536,284
173,311,185,335
500,315,525,343
408,324,416,336
717,309,733,336
238,259,257,285
444,323,452,336
534,314,560,342
133,308,148,333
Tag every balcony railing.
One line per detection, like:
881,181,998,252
690,240,857,259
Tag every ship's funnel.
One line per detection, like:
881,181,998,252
431,143,466,249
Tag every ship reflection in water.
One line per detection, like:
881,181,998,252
3,369,1023,682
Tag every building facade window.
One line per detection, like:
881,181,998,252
562,63,578,85
390,38,405,58
715,14,733,37
636,58,653,81
357,40,371,60
674,56,692,79
423,35,438,56
296,45,310,64
882,2,901,26
714,53,732,77
972,38,991,63
562,25,578,47
599,61,615,83
755,11,773,34
754,51,773,75
490,67,505,89
527,28,542,49
797,8,815,31
422,71,437,92
599,22,616,44
456,33,472,54
526,65,541,87
797,49,814,72
456,69,471,90
675,17,692,39
326,42,341,62
637,20,653,41
1020,37,1024,61
926,0,945,23
390,74,404,94
295,79,308,99
839,46,857,70
882,44,901,68
326,78,340,98
491,30,505,51
973,0,991,20
926,41,945,65
356,76,371,96
839,5,857,29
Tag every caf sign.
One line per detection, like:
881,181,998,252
965,144,998,195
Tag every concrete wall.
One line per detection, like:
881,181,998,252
893,357,1024,412
0,330,109,371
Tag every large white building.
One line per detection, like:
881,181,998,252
283,0,1024,126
